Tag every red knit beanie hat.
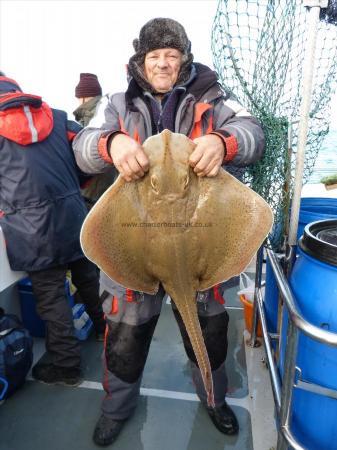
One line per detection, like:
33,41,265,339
75,73,102,98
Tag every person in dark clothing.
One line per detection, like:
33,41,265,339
73,73,117,208
0,75,106,386
73,18,265,447
74,72,102,127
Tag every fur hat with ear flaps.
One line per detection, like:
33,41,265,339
128,18,194,93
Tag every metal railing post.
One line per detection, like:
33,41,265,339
255,288,282,413
276,320,299,450
250,245,264,347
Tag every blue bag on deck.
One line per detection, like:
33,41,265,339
0,308,33,400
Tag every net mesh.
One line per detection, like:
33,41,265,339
212,0,337,249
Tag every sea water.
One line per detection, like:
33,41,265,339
309,128,337,184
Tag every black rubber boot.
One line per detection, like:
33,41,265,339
93,414,126,446
207,401,239,435
32,363,82,386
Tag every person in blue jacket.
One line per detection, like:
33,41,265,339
0,73,105,386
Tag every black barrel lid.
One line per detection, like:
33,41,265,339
299,219,337,267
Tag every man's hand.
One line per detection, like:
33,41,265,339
109,134,149,182
189,134,225,177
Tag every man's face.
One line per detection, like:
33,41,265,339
144,48,183,93
78,97,94,105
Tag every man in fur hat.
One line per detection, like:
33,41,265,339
73,18,265,446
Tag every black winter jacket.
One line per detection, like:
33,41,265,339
0,86,88,271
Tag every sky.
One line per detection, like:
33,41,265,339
0,0,336,125
0,0,218,116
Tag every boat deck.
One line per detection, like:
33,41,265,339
0,281,277,450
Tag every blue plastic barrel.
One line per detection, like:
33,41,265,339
264,197,337,335
298,197,337,239
281,219,337,450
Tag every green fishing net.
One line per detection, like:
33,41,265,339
212,0,337,249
